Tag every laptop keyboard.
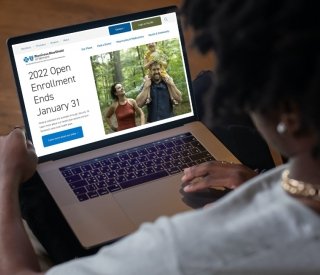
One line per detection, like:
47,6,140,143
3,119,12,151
59,132,215,202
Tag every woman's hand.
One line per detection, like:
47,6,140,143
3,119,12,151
181,160,258,192
0,128,38,186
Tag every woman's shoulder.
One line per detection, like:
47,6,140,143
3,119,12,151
110,101,118,109
127,98,137,105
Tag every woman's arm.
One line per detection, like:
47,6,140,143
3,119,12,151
105,103,117,132
130,99,145,125
0,129,43,275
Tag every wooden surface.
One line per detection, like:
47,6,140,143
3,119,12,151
0,0,214,134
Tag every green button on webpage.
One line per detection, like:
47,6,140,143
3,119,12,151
132,16,162,30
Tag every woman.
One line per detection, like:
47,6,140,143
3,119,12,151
2,1,320,274
105,83,145,132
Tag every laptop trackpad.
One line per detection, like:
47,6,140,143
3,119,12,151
62,196,137,248
113,174,191,225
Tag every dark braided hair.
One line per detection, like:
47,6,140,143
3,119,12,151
181,0,320,155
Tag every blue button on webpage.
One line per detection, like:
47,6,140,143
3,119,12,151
42,126,84,147
109,22,131,35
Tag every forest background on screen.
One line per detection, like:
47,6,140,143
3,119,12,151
90,38,191,133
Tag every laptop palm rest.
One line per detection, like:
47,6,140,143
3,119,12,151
113,173,191,225
61,196,137,248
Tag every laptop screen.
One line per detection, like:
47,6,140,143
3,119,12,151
8,6,195,159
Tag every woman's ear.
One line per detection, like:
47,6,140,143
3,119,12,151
276,100,302,136
277,112,301,136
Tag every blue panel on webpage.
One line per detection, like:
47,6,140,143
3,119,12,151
109,22,131,35
42,126,83,147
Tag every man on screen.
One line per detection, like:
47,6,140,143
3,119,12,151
136,61,182,122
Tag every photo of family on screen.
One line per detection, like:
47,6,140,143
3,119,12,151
90,38,191,134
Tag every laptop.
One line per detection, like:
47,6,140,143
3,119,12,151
7,6,240,248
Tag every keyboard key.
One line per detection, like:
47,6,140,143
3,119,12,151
126,173,137,180
119,153,130,161
96,174,107,181
163,155,173,162
128,158,139,165
90,169,102,176
147,153,157,160
163,162,174,169
101,166,111,173
86,184,97,191
192,141,206,152
100,159,111,166
144,167,155,175
155,151,166,157
74,187,87,195
190,148,201,154
88,191,99,198
92,162,102,169
96,181,108,188
164,141,175,148
81,164,93,171
119,160,130,168
110,156,121,163
172,159,183,166
77,194,89,201
116,168,126,176
146,146,157,153
71,167,82,174
153,164,165,172
115,175,127,183
128,151,139,158
105,178,116,186
174,145,183,152
65,174,81,183
154,158,164,164
136,170,146,177
110,164,120,170
167,167,181,174
190,152,212,161
182,156,192,164
107,184,122,193
134,163,145,170
137,149,148,156
125,166,136,173
137,155,148,162
182,135,196,143
155,144,166,150
80,172,91,179
97,187,109,195
144,160,154,167
172,152,182,159
106,171,117,178
86,177,98,184
173,139,183,145
60,169,73,177
70,180,87,189
165,148,174,155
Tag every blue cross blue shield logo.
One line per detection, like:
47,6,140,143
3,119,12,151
23,56,34,63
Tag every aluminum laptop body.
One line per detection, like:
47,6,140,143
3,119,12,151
8,6,239,248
